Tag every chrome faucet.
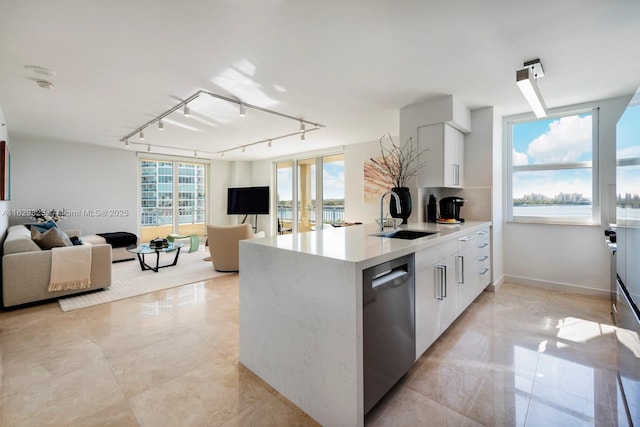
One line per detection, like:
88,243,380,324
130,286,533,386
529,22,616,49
379,190,401,231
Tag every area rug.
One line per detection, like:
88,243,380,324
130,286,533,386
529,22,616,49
58,247,231,312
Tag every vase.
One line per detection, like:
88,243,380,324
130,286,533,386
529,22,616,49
389,186,412,224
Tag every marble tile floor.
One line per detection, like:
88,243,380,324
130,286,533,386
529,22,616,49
0,276,626,426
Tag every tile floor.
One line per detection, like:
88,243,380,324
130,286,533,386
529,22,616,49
0,277,629,426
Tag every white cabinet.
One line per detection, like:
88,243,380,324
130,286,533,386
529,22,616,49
414,225,491,360
418,123,464,188
415,239,458,358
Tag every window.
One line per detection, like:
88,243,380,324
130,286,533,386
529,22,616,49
275,153,344,233
139,158,208,241
616,98,640,225
507,108,598,224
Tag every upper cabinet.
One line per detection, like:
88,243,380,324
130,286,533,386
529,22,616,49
418,123,464,188
399,95,470,190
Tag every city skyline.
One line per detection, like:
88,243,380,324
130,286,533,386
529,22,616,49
513,192,591,205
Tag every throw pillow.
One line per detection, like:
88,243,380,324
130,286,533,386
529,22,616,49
31,226,73,250
70,236,83,246
25,220,59,233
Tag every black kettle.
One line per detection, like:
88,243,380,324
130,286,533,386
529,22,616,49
439,197,465,221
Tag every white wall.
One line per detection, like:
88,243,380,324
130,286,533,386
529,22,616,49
208,160,273,232
344,138,387,224
209,159,232,226
491,107,504,289
9,137,137,235
249,159,273,234
503,95,630,294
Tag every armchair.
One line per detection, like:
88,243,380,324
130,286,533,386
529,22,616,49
206,224,256,272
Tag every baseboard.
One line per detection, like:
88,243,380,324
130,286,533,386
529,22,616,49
504,275,609,298
485,275,505,293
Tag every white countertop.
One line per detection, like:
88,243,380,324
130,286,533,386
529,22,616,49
244,220,491,270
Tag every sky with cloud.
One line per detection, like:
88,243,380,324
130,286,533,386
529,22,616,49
513,114,592,166
276,159,345,202
512,113,594,199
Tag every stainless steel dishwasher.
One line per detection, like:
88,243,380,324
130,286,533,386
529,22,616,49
363,254,415,414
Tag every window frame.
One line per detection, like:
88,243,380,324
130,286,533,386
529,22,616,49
505,104,600,225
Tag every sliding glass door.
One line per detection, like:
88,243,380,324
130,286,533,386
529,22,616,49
275,153,344,234
140,158,207,242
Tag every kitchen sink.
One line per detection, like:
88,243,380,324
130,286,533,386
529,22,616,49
369,230,438,240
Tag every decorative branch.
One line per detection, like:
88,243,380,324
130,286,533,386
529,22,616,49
369,134,428,188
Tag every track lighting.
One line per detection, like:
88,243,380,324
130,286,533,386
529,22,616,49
516,58,547,118
120,89,326,156
124,140,130,148
194,150,198,157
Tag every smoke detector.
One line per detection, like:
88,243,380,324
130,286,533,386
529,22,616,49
36,80,54,89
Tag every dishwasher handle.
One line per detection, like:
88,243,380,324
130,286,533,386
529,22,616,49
372,267,409,289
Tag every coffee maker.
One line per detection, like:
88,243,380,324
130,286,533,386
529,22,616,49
439,197,465,222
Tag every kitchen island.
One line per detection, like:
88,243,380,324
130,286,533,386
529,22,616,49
239,221,491,426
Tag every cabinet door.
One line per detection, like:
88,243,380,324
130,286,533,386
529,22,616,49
418,123,464,188
415,261,442,358
438,254,459,334
456,249,480,310
418,124,445,188
443,124,464,188
415,254,458,359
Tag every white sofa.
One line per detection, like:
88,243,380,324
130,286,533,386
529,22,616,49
2,225,112,307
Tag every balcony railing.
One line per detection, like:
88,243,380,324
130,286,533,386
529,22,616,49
276,205,344,224
141,207,206,226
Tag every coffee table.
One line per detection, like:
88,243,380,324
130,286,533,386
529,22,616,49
127,242,184,272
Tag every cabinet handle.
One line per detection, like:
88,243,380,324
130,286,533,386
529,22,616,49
435,265,445,300
456,255,464,284
477,255,489,262
479,268,489,275
477,243,488,248
443,264,447,298
459,236,473,242
453,164,460,186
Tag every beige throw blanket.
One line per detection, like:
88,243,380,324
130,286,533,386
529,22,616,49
48,245,92,292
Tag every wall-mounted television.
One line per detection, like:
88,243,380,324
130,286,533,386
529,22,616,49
227,186,270,215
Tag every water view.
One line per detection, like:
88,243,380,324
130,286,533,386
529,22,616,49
513,205,640,221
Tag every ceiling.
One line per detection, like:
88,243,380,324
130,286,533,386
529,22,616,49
1,1,639,161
